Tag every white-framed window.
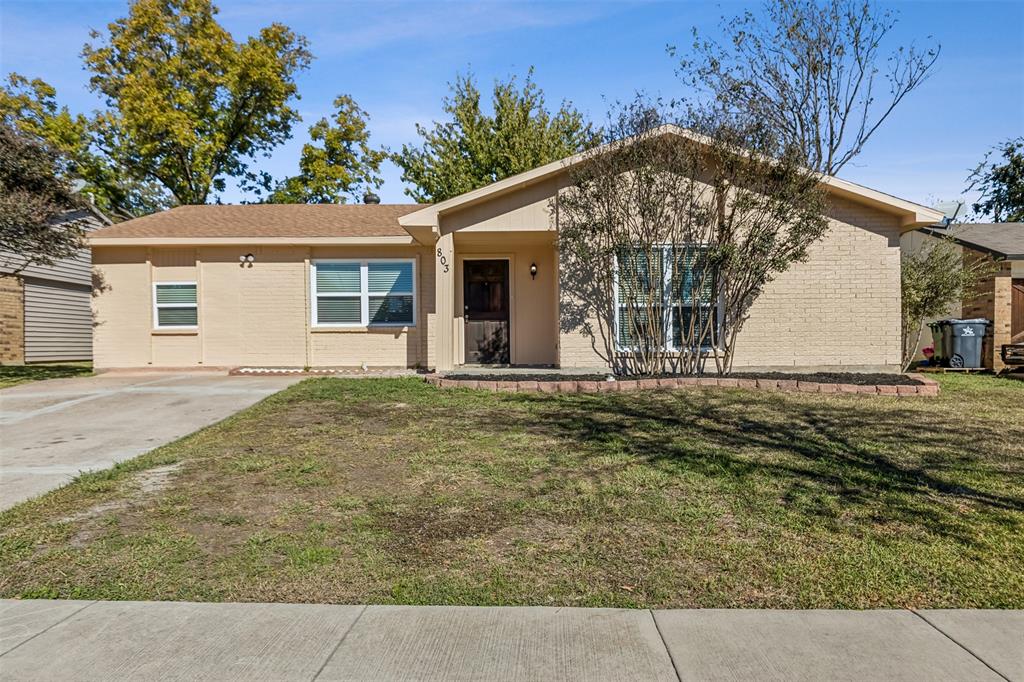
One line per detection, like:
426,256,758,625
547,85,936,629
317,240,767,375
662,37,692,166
311,259,416,327
153,281,198,329
614,246,720,351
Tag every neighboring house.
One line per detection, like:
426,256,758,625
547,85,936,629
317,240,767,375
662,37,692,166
1,207,110,364
88,126,943,373
900,223,965,361
919,223,1024,370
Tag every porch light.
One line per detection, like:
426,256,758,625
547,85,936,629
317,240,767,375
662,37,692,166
530,262,538,280
239,253,255,268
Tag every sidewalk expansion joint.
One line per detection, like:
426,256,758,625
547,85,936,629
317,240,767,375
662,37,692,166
311,604,368,681
0,600,98,658
649,609,683,682
909,609,1010,681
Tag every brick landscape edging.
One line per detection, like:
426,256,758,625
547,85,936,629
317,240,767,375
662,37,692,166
426,372,940,396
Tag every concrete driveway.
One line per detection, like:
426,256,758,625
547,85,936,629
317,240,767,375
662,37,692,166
0,372,302,510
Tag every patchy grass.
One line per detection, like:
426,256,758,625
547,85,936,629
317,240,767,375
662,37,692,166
0,362,92,388
1,374,1021,608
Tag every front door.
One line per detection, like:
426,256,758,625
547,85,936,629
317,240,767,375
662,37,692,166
463,259,510,364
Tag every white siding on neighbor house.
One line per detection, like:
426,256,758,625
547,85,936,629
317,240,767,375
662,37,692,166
12,250,93,288
0,209,101,287
23,278,93,362
1,208,106,363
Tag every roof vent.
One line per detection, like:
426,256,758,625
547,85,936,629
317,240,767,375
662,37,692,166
362,191,380,205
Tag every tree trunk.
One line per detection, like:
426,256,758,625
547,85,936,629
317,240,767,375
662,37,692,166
901,321,925,373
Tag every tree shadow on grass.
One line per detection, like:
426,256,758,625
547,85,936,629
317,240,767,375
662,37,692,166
502,390,1024,544
0,363,92,388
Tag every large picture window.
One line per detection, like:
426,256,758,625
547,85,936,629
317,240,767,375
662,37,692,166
312,260,416,327
153,282,198,329
615,246,718,350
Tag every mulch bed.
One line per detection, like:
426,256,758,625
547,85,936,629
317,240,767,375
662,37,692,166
729,372,922,386
430,371,939,397
446,374,610,382
446,372,922,386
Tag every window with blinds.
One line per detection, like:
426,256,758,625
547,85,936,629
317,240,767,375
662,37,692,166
153,282,198,328
312,260,415,327
615,246,718,350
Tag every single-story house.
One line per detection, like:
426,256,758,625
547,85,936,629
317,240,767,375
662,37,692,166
1,206,110,364
920,222,1024,370
88,126,944,373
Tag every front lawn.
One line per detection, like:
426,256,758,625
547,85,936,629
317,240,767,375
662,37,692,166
0,362,92,388
1,375,1021,608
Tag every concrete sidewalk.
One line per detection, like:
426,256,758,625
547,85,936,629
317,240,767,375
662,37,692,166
0,601,1019,681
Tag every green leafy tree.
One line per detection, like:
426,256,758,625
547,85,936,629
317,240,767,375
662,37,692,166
0,75,90,169
82,0,312,204
0,123,87,272
671,0,939,175
1,74,170,220
967,137,1024,222
395,69,597,202
270,95,386,204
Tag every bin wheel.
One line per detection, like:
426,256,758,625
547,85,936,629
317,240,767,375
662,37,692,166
949,354,964,368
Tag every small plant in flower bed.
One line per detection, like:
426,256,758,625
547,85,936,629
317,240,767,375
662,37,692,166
444,372,923,386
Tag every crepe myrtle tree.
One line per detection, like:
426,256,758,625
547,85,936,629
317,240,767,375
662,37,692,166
558,101,829,376
671,0,940,176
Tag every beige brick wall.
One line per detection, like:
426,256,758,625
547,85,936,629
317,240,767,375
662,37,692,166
558,195,905,371
0,274,25,364
93,245,433,369
730,197,902,369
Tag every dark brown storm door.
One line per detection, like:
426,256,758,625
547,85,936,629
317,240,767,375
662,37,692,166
463,259,510,364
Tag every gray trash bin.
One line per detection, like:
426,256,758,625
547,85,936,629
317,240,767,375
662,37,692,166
940,318,989,368
929,322,946,364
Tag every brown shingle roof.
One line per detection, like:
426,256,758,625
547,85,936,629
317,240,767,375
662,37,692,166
90,204,427,240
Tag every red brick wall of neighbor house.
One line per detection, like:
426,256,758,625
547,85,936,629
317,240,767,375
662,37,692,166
962,252,1013,371
0,274,26,364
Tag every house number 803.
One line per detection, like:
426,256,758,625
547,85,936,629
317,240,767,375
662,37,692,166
437,248,450,273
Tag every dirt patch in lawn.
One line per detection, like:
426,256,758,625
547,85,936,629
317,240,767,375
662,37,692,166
376,500,517,559
61,462,183,525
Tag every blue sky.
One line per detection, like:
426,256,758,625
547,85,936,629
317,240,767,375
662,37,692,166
2,0,1022,208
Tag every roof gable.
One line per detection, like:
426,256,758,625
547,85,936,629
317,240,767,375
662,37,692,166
399,125,944,233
